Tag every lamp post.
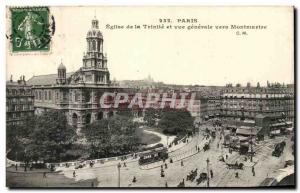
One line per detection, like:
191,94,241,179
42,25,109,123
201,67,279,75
206,158,210,187
167,136,169,147
117,162,121,187
250,128,253,162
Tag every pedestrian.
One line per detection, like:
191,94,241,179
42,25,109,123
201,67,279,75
73,170,76,177
161,170,165,177
170,158,173,163
226,154,228,160
182,178,185,186
252,166,255,173
161,165,163,170
165,181,168,187
253,170,255,176
15,164,18,171
220,156,225,162
165,163,168,169
43,172,47,178
210,169,213,178
181,160,184,166
235,172,239,178
132,176,137,183
123,162,127,167
235,161,238,167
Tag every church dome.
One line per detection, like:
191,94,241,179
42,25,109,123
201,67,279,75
87,18,103,39
58,62,66,70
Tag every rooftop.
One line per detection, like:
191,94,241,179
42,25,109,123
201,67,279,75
27,72,74,86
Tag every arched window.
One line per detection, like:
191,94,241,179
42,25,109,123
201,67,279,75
97,40,101,51
92,40,96,51
86,113,91,124
75,91,80,101
87,41,91,51
72,113,78,127
45,91,48,100
84,91,91,102
48,91,52,100
97,112,103,120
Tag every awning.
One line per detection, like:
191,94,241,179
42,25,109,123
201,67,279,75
270,130,280,134
236,127,258,136
227,125,237,128
238,136,250,141
271,123,286,127
243,119,255,123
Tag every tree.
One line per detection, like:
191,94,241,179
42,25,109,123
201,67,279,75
7,115,36,161
158,110,194,136
116,108,134,118
257,82,260,88
144,108,161,126
26,110,77,162
82,115,140,158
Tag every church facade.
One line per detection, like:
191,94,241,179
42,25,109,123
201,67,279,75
27,17,127,130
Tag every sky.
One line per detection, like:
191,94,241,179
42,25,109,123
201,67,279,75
6,6,294,86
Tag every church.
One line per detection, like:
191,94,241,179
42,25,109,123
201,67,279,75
27,17,128,131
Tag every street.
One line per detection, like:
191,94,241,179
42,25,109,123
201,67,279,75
6,124,293,188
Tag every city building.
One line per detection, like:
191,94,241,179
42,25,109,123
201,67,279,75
6,76,35,125
27,17,122,131
220,83,294,136
220,83,294,122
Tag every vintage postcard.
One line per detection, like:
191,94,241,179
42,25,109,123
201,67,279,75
6,6,295,188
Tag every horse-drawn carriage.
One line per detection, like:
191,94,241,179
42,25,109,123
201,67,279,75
211,131,216,138
186,169,198,181
203,142,210,151
272,141,286,157
226,162,244,170
196,173,208,184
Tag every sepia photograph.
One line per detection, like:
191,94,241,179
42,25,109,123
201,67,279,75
5,6,295,188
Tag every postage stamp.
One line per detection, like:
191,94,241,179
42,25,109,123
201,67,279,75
9,7,54,52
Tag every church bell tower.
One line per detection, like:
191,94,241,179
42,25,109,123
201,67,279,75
82,17,110,85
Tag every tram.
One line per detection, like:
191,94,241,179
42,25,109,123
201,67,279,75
138,147,168,165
